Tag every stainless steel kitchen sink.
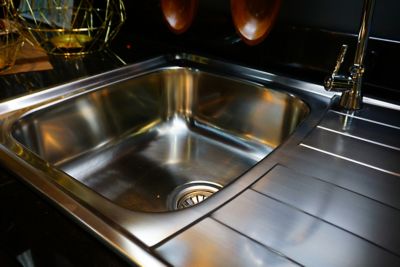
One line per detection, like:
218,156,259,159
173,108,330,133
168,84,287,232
0,54,331,264
11,67,309,212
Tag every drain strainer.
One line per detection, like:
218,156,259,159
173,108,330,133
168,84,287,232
168,181,222,210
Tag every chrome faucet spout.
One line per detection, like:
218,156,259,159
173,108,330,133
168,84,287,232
354,0,375,67
324,0,375,110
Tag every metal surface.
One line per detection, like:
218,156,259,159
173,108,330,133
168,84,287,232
1,52,399,265
14,0,126,55
253,165,400,255
275,103,400,211
319,111,400,149
332,104,400,127
155,99,400,266
11,67,309,212
168,181,222,210
302,127,400,175
324,0,375,110
156,218,300,267
212,190,400,267
282,142,400,210
0,54,331,265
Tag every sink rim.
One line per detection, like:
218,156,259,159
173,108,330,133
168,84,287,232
0,53,332,265
10,66,310,213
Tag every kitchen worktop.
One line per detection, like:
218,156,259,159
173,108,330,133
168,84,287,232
0,33,400,266
155,102,400,266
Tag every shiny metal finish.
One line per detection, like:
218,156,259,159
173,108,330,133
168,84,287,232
0,54,331,265
156,99,400,266
324,0,375,110
277,103,400,210
324,44,353,92
212,190,400,267
319,111,400,149
333,104,400,127
168,181,222,210
283,142,400,210
11,68,309,212
253,165,400,255
0,52,399,265
302,127,400,175
156,218,299,267
354,0,375,68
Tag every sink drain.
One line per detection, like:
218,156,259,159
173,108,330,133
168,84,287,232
168,181,222,210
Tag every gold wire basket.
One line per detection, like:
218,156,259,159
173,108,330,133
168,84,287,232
13,0,126,56
0,1,23,72
0,19,23,72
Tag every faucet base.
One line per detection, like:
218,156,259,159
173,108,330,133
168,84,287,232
339,89,363,110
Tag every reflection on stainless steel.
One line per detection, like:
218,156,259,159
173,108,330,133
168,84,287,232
253,165,400,256
156,218,300,267
213,190,400,267
317,125,400,151
0,54,331,265
332,109,400,130
338,110,355,131
325,111,400,148
143,94,400,266
167,181,222,210
302,127,400,175
324,0,375,110
299,143,400,177
12,68,309,212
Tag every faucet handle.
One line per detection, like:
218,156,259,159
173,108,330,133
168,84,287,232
332,44,348,75
324,44,353,92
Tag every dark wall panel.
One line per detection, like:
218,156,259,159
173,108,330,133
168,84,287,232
120,1,400,102
278,0,400,41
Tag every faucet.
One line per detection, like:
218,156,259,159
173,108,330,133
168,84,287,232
324,0,375,110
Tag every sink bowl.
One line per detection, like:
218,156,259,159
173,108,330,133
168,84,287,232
12,67,308,212
0,54,330,262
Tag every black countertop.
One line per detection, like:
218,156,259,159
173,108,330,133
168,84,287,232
0,49,126,101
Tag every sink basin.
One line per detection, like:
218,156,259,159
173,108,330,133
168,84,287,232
11,67,308,212
0,54,330,262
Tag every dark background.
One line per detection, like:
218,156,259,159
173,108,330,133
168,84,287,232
123,0,400,40
117,0,400,103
